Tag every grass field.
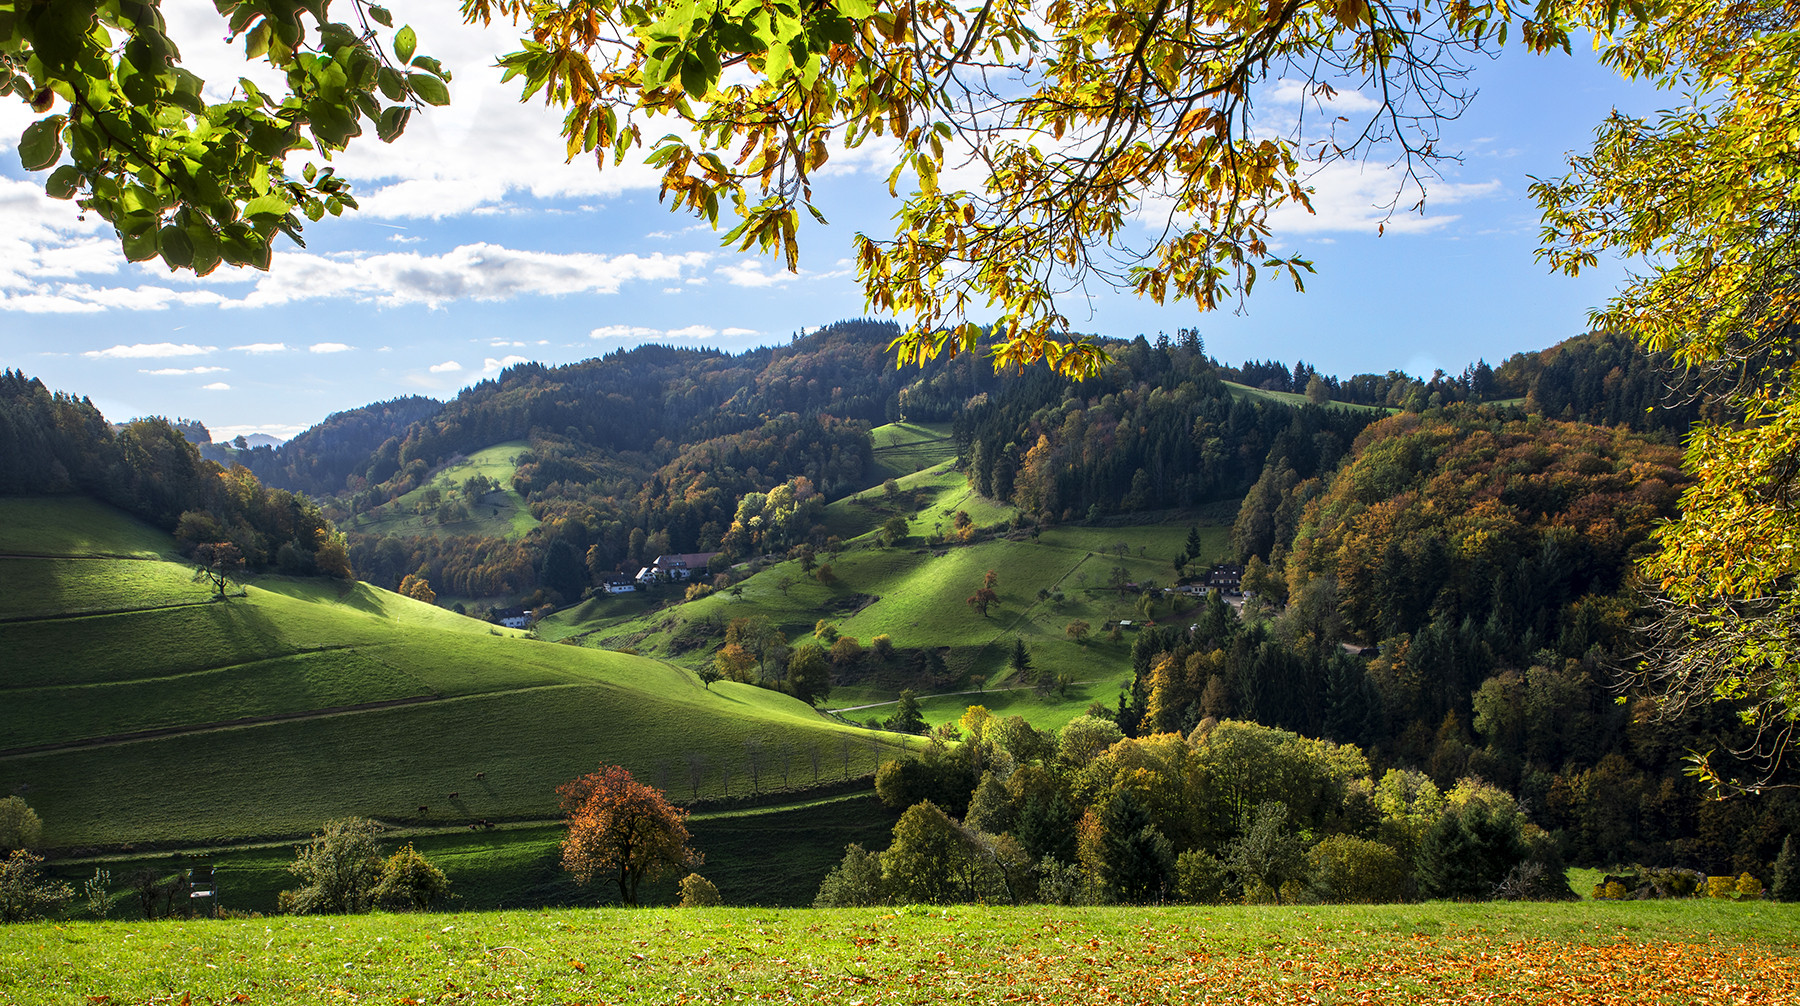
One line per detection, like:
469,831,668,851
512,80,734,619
544,493,1233,731
3,901,1796,1005
343,441,540,540
0,497,919,853
1224,380,1392,413
869,421,957,479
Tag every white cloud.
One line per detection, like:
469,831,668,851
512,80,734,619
84,342,217,359
231,342,289,353
1267,162,1502,236
716,259,799,287
721,327,759,337
481,355,531,375
590,325,665,340
429,360,463,373
1267,78,1382,115
309,342,352,353
666,325,718,339
212,423,305,441
388,234,424,244
202,382,232,391
140,366,228,375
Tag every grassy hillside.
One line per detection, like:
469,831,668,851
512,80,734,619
0,497,916,852
1224,379,1390,413
544,475,1232,732
869,421,957,479
4,902,1797,1005
342,441,539,540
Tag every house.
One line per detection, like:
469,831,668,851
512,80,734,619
600,575,637,594
650,552,722,582
493,605,530,629
1204,563,1244,594
634,566,661,586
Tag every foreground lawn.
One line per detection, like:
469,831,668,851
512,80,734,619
2,902,1796,1004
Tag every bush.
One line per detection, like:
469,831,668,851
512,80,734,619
1309,835,1410,904
0,850,72,923
815,844,887,907
0,798,42,855
679,873,722,907
373,843,450,912
1736,872,1763,899
1705,875,1737,899
283,818,384,914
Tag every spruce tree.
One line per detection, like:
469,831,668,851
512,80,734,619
1098,790,1173,903
1416,811,1479,900
1773,835,1800,902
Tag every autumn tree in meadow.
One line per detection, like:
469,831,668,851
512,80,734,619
192,541,244,600
558,765,697,906
397,574,436,605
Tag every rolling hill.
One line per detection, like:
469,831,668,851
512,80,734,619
0,497,915,856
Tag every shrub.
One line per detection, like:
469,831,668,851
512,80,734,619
1736,873,1763,899
0,798,42,855
814,844,887,907
1309,835,1410,904
1705,875,1737,899
0,850,71,923
374,843,451,912
678,873,721,907
283,818,384,914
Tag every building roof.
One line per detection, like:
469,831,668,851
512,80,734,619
652,552,721,569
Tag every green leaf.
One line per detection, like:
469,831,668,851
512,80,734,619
18,117,65,172
377,66,405,101
394,25,417,65
835,0,873,17
377,104,411,142
369,6,393,28
121,226,160,262
244,193,291,220
45,164,80,199
408,72,449,106
245,19,271,60
158,225,195,269
187,223,222,276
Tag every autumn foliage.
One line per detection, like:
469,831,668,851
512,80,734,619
558,765,697,906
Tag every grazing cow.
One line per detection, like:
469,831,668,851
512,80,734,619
467,823,478,830
484,822,496,830
475,772,485,779
418,805,429,814
448,792,459,799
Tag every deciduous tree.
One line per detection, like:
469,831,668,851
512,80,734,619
283,817,384,914
558,764,697,906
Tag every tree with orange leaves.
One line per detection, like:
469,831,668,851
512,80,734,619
557,765,698,906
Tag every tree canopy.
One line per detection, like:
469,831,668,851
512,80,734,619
1533,0,1800,790
557,764,697,905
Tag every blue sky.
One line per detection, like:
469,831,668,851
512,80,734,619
0,5,1656,441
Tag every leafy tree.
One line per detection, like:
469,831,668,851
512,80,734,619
1308,835,1409,904
1174,849,1229,904
396,573,436,605
786,642,833,706
881,800,996,904
965,772,1014,836
966,586,999,617
0,851,71,923
1534,3,1800,788
283,817,385,914
374,843,451,912
5,1,447,273
0,798,42,856
1065,620,1091,644
1225,801,1310,904
678,872,722,907
880,515,910,547
814,844,888,907
192,541,245,600
558,764,697,906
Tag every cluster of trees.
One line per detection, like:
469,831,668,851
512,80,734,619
955,336,1375,520
0,371,350,577
277,818,452,915
823,713,1572,906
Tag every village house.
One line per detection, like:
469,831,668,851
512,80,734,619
492,605,530,629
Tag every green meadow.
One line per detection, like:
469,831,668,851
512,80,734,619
343,441,539,540
543,439,1234,732
2,902,1795,1005
0,498,917,855
869,420,958,479
1223,380,1392,413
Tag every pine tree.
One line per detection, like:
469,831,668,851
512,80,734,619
1184,525,1203,563
1010,638,1033,680
1097,790,1173,903
1415,811,1479,900
1773,835,1800,902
